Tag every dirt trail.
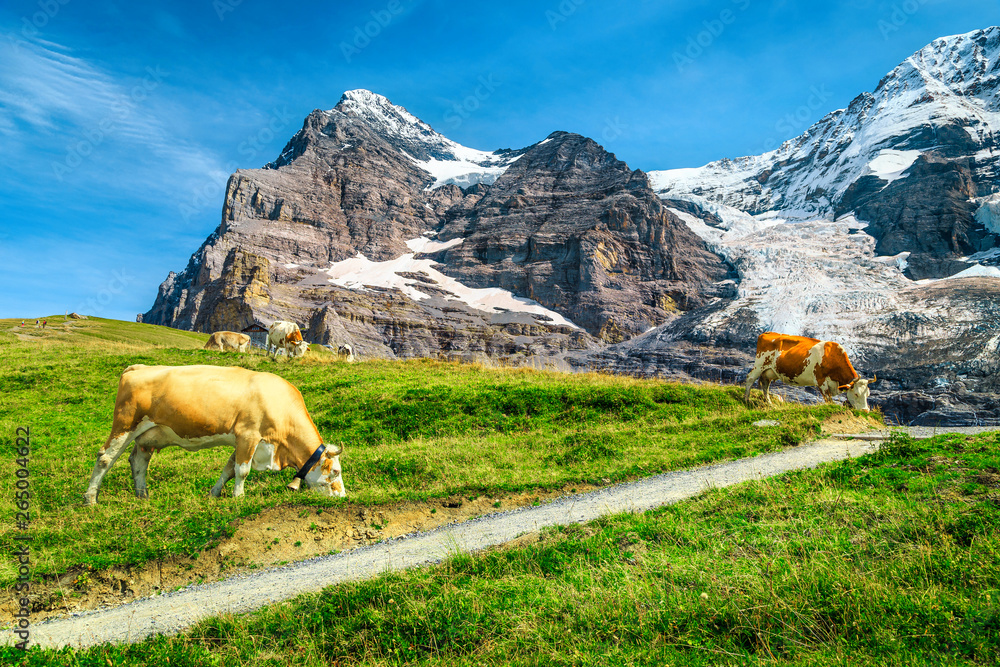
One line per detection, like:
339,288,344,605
7,485,595,625
5,436,884,650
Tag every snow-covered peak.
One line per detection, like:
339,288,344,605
330,88,527,190
334,89,440,145
888,27,1000,111
648,27,1000,219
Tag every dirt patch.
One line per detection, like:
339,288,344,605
821,412,884,434
973,472,1000,488
7,484,596,624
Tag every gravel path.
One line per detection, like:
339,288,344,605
835,425,1000,440
5,436,890,650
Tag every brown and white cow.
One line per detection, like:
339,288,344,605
744,332,876,411
83,364,345,505
267,321,309,359
203,331,251,353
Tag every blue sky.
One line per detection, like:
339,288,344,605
0,0,992,321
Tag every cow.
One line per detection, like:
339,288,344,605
267,321,310,359
337,343,355,362
203,331,251,353
83,364,346,505
744,332,876,411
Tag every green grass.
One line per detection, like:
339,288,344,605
9,432,998,665
1,316,849,587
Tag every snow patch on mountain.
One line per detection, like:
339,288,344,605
405,235,465,253
405,150,512,189
928,263,1000,281
866,149,921,185
974,194,1000,234
313,235,578,328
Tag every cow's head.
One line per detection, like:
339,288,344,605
302,443,346,497
839,375,876,412
290,340,310,358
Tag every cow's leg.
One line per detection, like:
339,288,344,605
744,365,765,402
210,452,237,497
231,435,260,498
760,378,773,404
128,445,155,499
83,421,154,505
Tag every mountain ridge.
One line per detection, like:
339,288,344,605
144,93,727,357
144,27,1000,424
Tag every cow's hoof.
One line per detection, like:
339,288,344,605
135,489,148,499
83,494,97,506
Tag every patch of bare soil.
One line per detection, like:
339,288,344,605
9,484,596,624
821,412,884,434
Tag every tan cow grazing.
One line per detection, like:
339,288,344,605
203,331,251,352
83,364,345,505
744,332,876,411
267,321,309,359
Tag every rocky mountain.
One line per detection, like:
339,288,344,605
430,132,731,342
146,28,1000,424
144,90,729,361
650,26,1000,279
599,27,1000,424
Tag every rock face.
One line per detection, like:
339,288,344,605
144,91,728,361
432,132,731,342
838,154,982,279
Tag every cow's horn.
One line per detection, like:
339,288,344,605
870,373,877,384
286,477,302,491
327,443,343,456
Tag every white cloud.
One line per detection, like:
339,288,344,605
0,37,225,201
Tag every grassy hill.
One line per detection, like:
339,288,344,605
12,316,991,665
8,433,1000,665
0,318,1000,665
0,316,856,585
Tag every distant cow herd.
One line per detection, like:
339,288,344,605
85,327,877,506
200,321,356,362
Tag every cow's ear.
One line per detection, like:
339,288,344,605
838,383,853,391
